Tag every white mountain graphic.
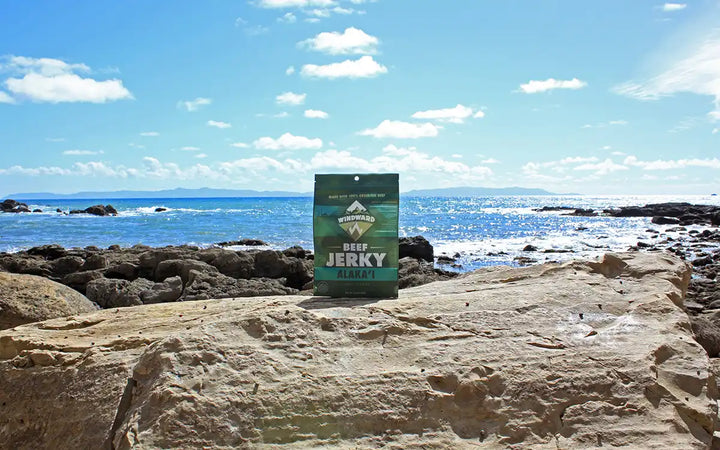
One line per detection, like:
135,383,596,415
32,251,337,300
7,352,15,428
345,200,368,214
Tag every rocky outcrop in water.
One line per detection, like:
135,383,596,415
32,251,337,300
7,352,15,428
0,199,30,213
0,252,715,448
69,204,118,216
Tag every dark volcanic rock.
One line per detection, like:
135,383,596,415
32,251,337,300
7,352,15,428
27,244,67,260
398,257,457,289
523,245,538,252
652,216,681,225
399,236,433,262
61,270,105,294
141,276,183,304
217,239,267,247
533,206,576,212
69,204,118,216
105,263,140,280
282,246,310,259
82,254,108,271
690,317,720,357
564,208,596,217
607,203,720,226
155,259,218,284
86,277,154,308
253,250,313,289
50,256,85,276
197,249,254,279
1,199,30,213
154,207,168,212
181,270,296,301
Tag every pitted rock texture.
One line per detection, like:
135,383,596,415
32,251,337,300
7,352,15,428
0,252,716,449
0,272,98,330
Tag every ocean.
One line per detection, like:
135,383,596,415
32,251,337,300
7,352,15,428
2,195,719,271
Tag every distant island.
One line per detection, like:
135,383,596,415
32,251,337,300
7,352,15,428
6,186,565,200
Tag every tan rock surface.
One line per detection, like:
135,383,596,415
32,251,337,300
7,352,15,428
0,271,98,330
0,252,716,448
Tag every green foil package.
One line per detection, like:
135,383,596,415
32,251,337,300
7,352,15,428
313,174,399,298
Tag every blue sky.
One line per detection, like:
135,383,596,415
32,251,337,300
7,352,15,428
0,0,719,195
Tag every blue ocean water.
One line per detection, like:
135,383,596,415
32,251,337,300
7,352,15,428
2,195,719,271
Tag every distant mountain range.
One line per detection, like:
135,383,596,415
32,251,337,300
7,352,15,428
6,186,566,200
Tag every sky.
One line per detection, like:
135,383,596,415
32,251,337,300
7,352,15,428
0,0,719,195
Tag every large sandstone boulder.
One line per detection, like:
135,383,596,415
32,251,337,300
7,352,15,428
0,272,97,330
0,253,716,448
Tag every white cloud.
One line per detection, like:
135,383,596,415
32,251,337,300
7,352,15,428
481,158,500,164
128,143,145,149
307,8,331,17
208,120,231,129
231,142,249,148
613,30,720,117
274,112,289,118
286,66,296,75
3,56,132,103
0,91,15,103
62,149,103,156
582,120,629,129
709,111,720,121
180,146,201,151
178,97,211,112
195,153,208,159
611,151,626,156
662,3,686,12
411,104,484,124
573,158,629,175
253,132,323,150
140,131,159,137
624,155,720,170
299,27,378,55
276,91,306,105
473,110,486,118
278,12,297,23
256,0,335,8
519,78,587,94
359,120,440,138
304,109,329,119
713,128,719,134
300,55,387,79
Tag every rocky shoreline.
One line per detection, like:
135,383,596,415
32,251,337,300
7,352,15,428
0,236,455,318
1,201,719,354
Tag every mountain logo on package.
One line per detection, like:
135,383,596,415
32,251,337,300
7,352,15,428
338,200,376,241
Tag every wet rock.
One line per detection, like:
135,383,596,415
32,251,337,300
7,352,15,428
523,245,538,252
217,239,267,247
32,209,42,213
436,255,455,265
399,236,434,262
652,216,681,225
69,204,118,216
154,207,167,212
1,199,31,213
398,256,456,289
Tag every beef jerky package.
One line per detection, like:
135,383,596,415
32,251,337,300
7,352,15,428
313,173,399,298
